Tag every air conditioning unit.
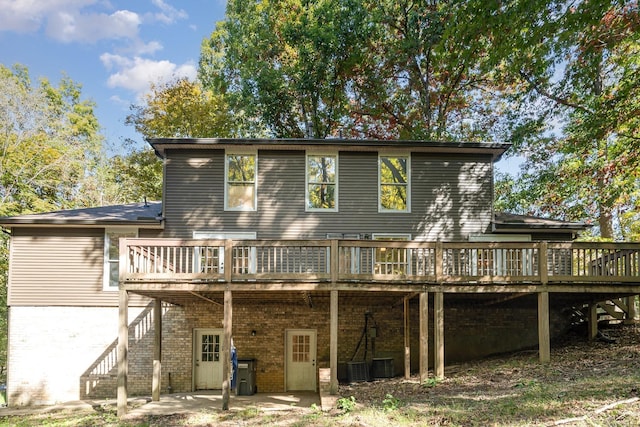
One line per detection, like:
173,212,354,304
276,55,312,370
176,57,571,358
346,361,369,383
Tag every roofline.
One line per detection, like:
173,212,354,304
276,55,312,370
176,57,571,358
0,219,164,229
147,138,511,162
491,222,592,233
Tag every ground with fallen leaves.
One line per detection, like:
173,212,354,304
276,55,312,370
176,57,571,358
1,324,639,426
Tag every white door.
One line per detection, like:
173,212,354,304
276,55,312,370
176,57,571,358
285,329,317,391
194,329,224,390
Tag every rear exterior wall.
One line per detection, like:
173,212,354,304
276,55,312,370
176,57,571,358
161,149,493,240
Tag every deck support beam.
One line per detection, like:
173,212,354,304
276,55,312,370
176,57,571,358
329,290,338,394
434,292,445,379
222,290,232,410
403,295,411,379
419,292,429,382
538,291,550,363
117,289,129,417
152,298,162,402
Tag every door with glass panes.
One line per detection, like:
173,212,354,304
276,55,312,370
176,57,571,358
194,329,224,389
285,329,317,391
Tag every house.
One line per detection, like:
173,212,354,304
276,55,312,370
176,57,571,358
1,138,638,414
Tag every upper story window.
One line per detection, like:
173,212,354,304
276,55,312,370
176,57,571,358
104,228,137,290
379,154,410,212
225,152,257,211
306,153,337,211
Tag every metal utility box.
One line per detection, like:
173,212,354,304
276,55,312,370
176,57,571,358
236,358,257,395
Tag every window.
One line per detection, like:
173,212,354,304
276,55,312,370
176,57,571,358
201,334,220,362
306,153,337,211
193,232,257,274
104,228,137,290
291,334,310,362
225,152,257,211
373,234,411,275
379,155,410,212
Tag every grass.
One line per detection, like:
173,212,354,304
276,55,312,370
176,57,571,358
1,325,639,426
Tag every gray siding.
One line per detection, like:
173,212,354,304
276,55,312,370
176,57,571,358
8,228,150,307
162,148,493,240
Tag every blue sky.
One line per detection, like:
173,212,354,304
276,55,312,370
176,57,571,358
0,0,227,152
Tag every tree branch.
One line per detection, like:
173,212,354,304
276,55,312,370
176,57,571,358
519,70,593,114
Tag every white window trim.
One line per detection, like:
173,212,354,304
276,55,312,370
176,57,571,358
372,233,412,275
469,234,533,276
305,152,338,212
103,227,138,291
378,154,411,213
193,231,257,274
224,150,258,212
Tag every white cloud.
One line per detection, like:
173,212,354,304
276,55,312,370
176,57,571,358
100,54,196,96
0,1,142,44
47,9,140,43
150,0,188,24
0,0,94,32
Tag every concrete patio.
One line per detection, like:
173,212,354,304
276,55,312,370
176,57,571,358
123,391,322,418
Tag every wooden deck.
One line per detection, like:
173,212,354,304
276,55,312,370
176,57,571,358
120,239,640,293
115,238,640,417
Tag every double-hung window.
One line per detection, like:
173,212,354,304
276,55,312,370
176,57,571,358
306,153,337,211
104,228,137,290
225,152,257,211
379,154,410,212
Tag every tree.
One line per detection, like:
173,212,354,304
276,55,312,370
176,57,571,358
491,1,640,239
200,0,373,138
126,78,237,138
0,64,105,215
106,149,163,203
200,0,517,141
348,0,513,140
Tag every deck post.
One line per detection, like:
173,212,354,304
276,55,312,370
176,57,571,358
588,303,598,340
222,290,232,410
434,292,445,379
419,292,429,382
625,296,637,324
404,296,411,379
152,298,162,402
538,291,550,363
330,290,339,394
117,289,129,417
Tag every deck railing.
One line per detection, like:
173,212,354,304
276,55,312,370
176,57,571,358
120,239,640,285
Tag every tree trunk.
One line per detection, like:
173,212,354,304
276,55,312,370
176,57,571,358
599,203,614,240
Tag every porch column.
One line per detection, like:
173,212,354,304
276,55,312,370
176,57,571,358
403,296,411,379
152,298,162,401
329,290,338,394
434,292,445,379
419,292,429,382
117,289,129,417
222,290,233,410
538,291,550,363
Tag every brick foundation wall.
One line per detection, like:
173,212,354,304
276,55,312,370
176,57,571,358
7,293,570,405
